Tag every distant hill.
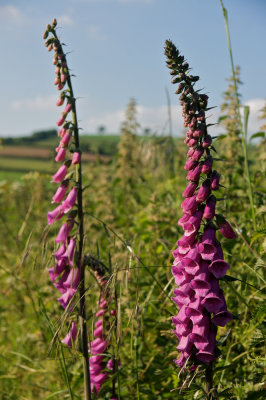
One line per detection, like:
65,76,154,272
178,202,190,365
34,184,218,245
2,130,120,156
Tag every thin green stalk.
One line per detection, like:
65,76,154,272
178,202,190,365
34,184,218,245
219,0,257,230
52,29,91,400
38,297,74,400
205,363,213,399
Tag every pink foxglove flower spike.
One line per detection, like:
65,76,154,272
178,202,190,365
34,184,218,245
165,41,236,382
43,19,92,400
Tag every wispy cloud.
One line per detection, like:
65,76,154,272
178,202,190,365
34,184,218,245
88,25,106,40
244,98,265,134
82,104,184,134
57,14,74,27
0,5,27,24
82,98,265,135
11,95,57,111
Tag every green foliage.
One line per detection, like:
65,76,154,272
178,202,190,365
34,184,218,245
0,127,264,399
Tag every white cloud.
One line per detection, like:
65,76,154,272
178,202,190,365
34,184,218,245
81,99,264,136
0,5,27,24
11,95,57,111
244,98,265,134
82,104,185,134
57,14,74,27
88,25,106,40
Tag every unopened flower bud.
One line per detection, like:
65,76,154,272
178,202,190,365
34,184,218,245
56,94,65,107
64,103,72,114
57,113,66,126
176,83,185,94
72,152,81,165
54,75,60,85
53,53,58,65
61,74,67,83
202,135,212,148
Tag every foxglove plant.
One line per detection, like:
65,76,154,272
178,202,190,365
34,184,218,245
43,19,91,399
89,271,117,397
165,40,236,390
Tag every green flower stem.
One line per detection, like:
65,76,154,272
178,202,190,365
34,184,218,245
219,0,257,231
52,29,91,400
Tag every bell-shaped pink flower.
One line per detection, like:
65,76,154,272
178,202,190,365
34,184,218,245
57,114,66,127
196,330,216,363
178,213,190,228
177,335,193,353
202,135,212,148
60,130,72,146
72,152,81,164
61,237,76,265
62,187,77,213
63,267,80,290
58,127,67,137
177,232,197,254
185,296,204,324
47,205,64,225
52,165,68,183
55,147,66,162
203,197,216,220
187,164,202,182
191,270,211,297
61,322,77,348
191,146,204,161
198,226,217,261
56,95,65,107
192,128,203,139
196,180,210,203
58,287,76,309
218,219,237,239
181,195,198,215
64,103,72,114
52,183,69,203
184,158,198,171
183,210,203,236
201,291,224,314
182,182,198,198
210,170,220,190
201,156,213,174
56,220,74,243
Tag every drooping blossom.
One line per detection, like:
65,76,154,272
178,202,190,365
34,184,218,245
72,152,81,165
165,40,235,371
61,321,78,348
88,268,117,396
44,23,80,351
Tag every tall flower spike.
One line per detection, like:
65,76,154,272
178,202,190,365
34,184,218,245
43,20,92,400
85,258,118,397
165,40,235,373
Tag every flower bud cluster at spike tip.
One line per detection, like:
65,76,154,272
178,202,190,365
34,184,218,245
89,271,117,395
44,20,82,347
165,40,236,370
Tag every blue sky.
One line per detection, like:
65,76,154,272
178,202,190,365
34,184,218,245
0,0,265,137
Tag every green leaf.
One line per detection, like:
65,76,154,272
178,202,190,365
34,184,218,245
249,131,265,141
215,134,227,141
246,389,266,400
217,115,227,123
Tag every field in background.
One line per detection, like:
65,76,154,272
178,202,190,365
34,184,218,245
0,129,264,399
0,132,121,180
